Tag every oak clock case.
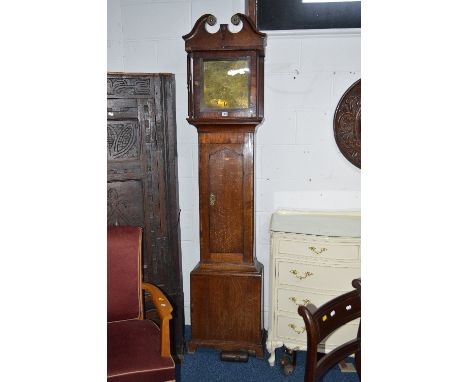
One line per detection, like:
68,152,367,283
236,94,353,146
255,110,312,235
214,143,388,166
183,14,266,357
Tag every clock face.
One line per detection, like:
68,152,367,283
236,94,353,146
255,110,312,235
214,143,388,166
201,58,251,111
190,51,258,119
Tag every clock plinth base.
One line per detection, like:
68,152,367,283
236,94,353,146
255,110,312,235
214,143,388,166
189,261,264,358
188,338,264,358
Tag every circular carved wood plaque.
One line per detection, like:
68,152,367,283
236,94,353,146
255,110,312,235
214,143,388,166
334,79,361,168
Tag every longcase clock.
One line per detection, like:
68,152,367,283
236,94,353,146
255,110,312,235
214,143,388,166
183,13,266,357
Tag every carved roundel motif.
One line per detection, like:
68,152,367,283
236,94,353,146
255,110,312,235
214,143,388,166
107,122,139,160
334,79,361,168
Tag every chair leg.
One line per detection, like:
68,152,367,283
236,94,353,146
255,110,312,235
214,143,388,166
280,348,297,375
355,349,361,379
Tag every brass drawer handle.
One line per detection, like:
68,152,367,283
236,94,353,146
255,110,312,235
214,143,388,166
209,193,216,206
309,246,328,255
290,269,313,280
289,296,311,306
288,323,306,335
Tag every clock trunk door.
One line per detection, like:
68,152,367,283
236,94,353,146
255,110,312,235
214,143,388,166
200,143,248,263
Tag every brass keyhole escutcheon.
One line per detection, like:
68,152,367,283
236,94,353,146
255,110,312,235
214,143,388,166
209,193,216,206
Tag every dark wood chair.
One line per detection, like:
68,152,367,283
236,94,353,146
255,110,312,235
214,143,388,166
298,279,361,382
107,226,175,382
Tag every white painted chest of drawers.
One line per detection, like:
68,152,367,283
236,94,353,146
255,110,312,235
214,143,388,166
266,210,361,366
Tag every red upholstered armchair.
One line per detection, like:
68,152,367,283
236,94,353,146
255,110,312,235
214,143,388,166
107,226,175,382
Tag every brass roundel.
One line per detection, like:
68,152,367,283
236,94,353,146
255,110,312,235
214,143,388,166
333,79,361,169
206,14,217,26
231,14,241,25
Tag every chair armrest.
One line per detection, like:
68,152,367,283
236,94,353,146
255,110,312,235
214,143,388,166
141,282,173,357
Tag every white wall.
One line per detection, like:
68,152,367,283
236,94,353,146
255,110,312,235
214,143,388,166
108,0,361,328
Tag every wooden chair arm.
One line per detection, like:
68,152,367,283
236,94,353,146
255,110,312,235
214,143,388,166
141,282,173,357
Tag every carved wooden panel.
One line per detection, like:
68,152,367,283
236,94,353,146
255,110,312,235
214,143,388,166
107,76,152,97
107,181,144,227
208,145,244,254
107,121,141,160
333,79,361,169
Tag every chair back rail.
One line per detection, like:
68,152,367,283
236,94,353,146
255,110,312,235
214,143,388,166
298,278,361,381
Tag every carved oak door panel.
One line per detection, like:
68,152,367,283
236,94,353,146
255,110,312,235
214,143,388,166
107,180,144,227
107,96,162,284
107,117,144,229
107,73,184,359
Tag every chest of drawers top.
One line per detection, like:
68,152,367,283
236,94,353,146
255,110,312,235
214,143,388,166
270,210,360,238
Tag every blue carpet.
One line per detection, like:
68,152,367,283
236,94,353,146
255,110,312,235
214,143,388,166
177,326,359,382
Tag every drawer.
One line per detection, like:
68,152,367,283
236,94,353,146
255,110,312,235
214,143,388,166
278,238,360,261
277,261,360,292
277,288,346,314
277,313,360,349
